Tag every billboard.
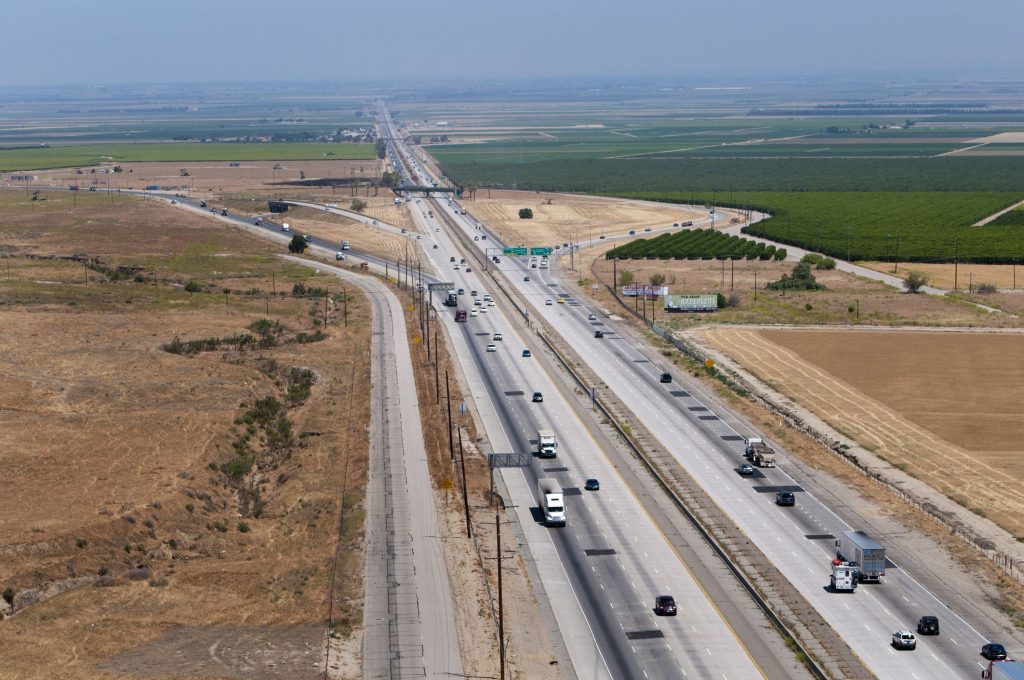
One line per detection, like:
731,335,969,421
620,284,668,298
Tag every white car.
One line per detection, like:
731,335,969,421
473,299,482,306
470,309,479,317
588,313,597,321
891,631,916,650
453,264,460,270
545,299,553,306
486,344,497,352
335,252,345,260
487,301,496,307
479,307,488,314
493,332,503,341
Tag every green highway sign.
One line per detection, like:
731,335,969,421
503,247,528,256
530,247,552,256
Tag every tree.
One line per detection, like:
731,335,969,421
903,270,929,293
649,272,666,287
288,234,307,254
767,260,825,291
350,198,367,212
618,270,634,285
518,208,533,219
380,171,399,188
374,139,387,160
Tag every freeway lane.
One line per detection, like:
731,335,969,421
412,200,765,679
429,187,992,678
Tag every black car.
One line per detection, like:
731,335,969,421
594,330,604,339
981,643,1007,660
738,463,755,476
524,276,530,282
522,349,532,358
775,491,796,506
659,372,672,383
654,595,677,616
917,616,939,635
532,392,544,403
584,478,600,491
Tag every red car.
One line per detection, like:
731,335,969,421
654,595,677,616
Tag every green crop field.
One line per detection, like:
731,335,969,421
438,156,1024,193
988,208,1024,226
0,142,375,171
617,191,1024,263
606,229,785,261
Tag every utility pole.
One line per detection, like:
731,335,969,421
324,290,329,329
753,269,758,301
457,427,471,538
434,336,440,404
953,238,959,292
497,510,505,680
730,258,735,290
445,372,455,463
343,285,348,326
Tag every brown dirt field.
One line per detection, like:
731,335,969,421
859,261,1024,291
0,190,373,679
464,190,704,246
699,327,1024,538
32,160,382,195
275,207,415,262
577,243,1020,328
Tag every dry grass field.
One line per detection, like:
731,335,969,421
859,261,1024,291
275,206,415,261
465,190,703,246
28,160,382,195
0,190,372,679
699,327,1024,538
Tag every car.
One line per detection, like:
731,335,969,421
775,491,795,506
644,227,652,232
450,256,456,263
170,199,178,205
471,290,478,297
588,313,597,321
628,230,636,235
594,330,604,338
654,595,677,616
545,299,553,306
488,301,496,307
474,235,479,241
673,223,679,227
532,392,543,402
457,288,465,295
599,234,605,239
486,344,497,353
557,298,565,304
892,631,916,650
401,228,407,234
493,332,503,341
981,643,1007,660
473,299,482,306
483,294,492,301
303,234,311,242
432,244,438,249
335,252,345,261
465,267,471,272
916,616,939,635
372,220,378,225
522,349,532,358
199,200,207,208
584,478,600,491
479,307,488,314
659,372,672,383
738,463,755,476
470,309,479,317
524,276,530,282
453,264,460,270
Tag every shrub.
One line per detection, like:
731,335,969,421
183,280,202,293
238,522,251,533
2,588,14,606
76,538,88,548
801,253,836,269
350,198,367,212
767,261,825,291
975,282,997,294
518,208,533,219
127,566,151,581
904,270,929,293
288,234,307,253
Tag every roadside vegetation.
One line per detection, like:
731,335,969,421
607,228,786,261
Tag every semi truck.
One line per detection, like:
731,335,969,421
830,560,858,592
537,478,566,527
443,293,458,307
745,437,777,467
983,660,1024,680
836,530,886,582
454,309,467,322
537,429,557,458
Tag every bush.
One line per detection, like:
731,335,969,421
767,261,825,291
350,198,367,212
975,282,997,294
903,270,929,293
127,566,151,581
801,253,836,269
183,280,202,293
2,588,14,606
288,234,307,253
238,522,251,533
518,208,533,219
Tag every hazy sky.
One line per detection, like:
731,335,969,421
5,0,1023,86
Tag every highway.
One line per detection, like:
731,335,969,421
408,192,769,679
398,149,998,678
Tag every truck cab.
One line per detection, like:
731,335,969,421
537,478,566,527
537,429,557,458
454,309,467,322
